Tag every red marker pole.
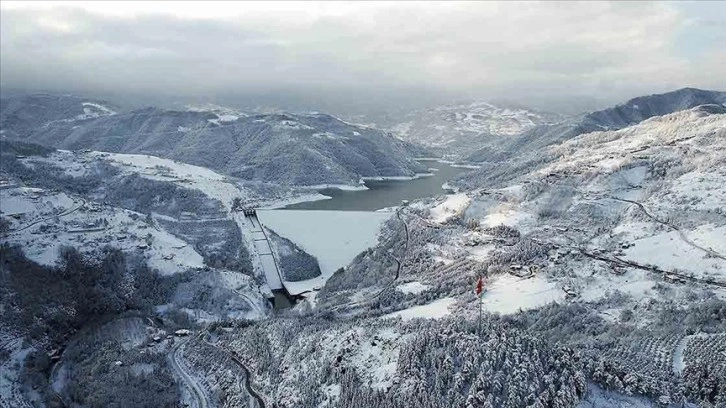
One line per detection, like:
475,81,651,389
476,276,484,339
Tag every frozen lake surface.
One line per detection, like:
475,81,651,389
256,209,393,294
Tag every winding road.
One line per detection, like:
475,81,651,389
228,354,267,408
201,335,267,408
169,338,210,408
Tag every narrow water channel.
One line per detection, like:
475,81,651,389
284,160,472,211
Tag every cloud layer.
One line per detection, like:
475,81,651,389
1,1,724,110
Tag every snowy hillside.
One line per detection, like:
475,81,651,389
2,92,726,408
389,101,564,158
326,105,726,313
0,93,118,140
0,147,286,322
256,104,726,407
1,96,427,187
464,87,726,164
0,186,204,274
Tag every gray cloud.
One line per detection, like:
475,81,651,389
1,1,723,112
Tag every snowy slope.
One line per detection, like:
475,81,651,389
389,101,564,157
0,148,282,320
2,96,427,188
321,104,726,325
0,94,118,140
461,88,726,166
0,186,204,274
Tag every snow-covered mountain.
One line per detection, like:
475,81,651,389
0,95,427,187
290,104,726,406
0,93,118,140
3,90,726,407
466,87,726,163
387,102,566,157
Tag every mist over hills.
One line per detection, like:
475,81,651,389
2,0,726,405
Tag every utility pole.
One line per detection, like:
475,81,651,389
476,274,484,339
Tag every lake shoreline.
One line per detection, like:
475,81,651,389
281,160,473,211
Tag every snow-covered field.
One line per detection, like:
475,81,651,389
623,224,726,279
480,275,564,315
396,281,430,295
95,152,244,211
381,297,456,321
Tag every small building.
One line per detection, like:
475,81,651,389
611,266,626,275
664,274,686,284
180,211,197,220
242,208,257,216
563,285,578,299
175,329,191,337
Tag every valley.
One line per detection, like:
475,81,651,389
2,88,726,408
3,2,726,406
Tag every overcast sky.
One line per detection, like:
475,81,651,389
1,1,724,112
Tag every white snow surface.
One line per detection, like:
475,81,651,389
481,275,564,315
429,193,471,223
94,152,242,210
623,224,726,279
381,297,456,321
396,281,430,295
482,204,534,229
578,382,655,408
257,210,392,295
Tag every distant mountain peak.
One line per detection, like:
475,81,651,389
388,101,566,157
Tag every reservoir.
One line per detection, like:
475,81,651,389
284,160,473,211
